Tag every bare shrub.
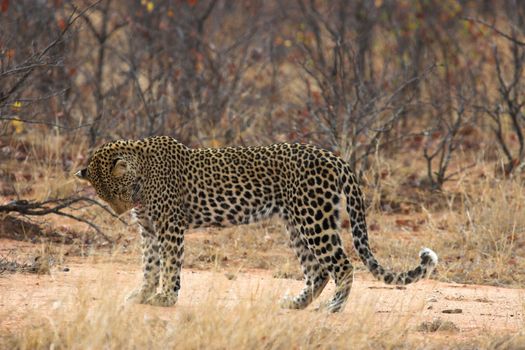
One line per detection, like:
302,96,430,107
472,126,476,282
293,0,415,175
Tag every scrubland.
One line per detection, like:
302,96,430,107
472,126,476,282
2,1,525,348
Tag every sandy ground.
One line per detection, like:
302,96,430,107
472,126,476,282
0,238,523,342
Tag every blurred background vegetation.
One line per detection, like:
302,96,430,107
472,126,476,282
1,0,525,188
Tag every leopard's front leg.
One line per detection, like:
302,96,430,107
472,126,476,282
147,208,186,307
126,215,160,304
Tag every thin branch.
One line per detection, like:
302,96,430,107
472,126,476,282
55,211,112,243
463,17,525,46
0,196,126,243
0,116,92,131
0,0,103,105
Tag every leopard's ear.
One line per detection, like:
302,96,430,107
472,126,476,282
111,158,128,178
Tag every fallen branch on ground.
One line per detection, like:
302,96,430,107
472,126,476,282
0,196,126,243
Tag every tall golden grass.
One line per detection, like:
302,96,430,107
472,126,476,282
0,265,452,349
1,262,523,350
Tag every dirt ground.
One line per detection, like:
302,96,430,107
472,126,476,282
1,238,523,343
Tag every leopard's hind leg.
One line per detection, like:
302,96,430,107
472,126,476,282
299,195,354,313
280,225,329,309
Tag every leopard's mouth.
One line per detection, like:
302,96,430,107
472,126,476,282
109,199,132,215
131,181,142,207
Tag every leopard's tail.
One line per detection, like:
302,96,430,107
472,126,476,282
342,167,437,285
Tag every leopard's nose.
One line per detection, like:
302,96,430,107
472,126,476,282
75,169,87,179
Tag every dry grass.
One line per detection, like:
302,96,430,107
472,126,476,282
0,268,483,350
0,253,50,275
184,220,296,273
416,318,460,333
0,236,74,276
0,265,522,350
436,176,525,286
1,296,397,349
350,153,525,288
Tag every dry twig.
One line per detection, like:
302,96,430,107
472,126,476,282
0,196,125,243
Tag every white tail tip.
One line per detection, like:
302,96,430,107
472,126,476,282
419,248,438,265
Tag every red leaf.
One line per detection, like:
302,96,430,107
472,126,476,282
369,223,380,231
57,18,67,31
6,48,14,59
1,0,9,13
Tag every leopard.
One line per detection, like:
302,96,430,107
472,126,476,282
75,136,437,313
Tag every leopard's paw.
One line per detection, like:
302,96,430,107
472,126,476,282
279,295,308,310
126,287,156,304
146,292,178,307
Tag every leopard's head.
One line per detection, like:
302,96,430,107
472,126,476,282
76,140,141,215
